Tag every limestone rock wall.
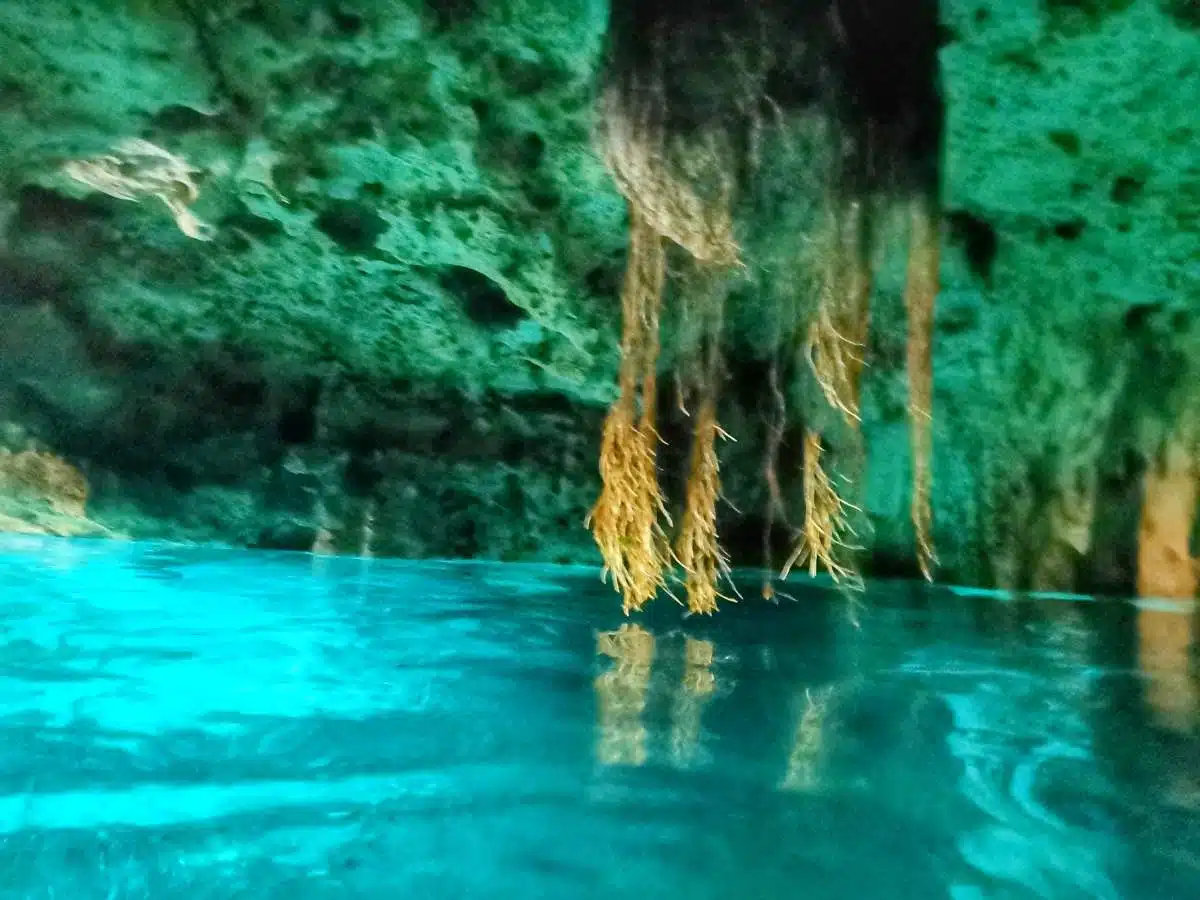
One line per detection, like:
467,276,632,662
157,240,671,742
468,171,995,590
0,0,1196,592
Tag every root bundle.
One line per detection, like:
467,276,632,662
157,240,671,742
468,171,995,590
591,0,944,613
587,205,675,615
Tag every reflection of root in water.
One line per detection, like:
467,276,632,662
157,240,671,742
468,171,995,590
780,685,836,793
594,624,656,766
594,629,721,769
669,637,717,768
1136,605,1198,734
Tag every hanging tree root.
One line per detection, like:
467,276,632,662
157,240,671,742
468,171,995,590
782,431,863,583
587,204,675,615
904,197,939,579
594,80,743,614
807,203,872,426
761,355,795,601
788,202,872,585
672,261,739,615
675,396,736,614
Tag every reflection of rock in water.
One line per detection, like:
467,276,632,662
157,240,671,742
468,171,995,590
594,623,656,766
1085,594,1200,894
1136,604,1198,734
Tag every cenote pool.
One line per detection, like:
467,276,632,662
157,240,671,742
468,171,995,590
0,535,1197,899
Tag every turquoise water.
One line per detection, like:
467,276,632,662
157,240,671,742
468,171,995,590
0,536,1197,899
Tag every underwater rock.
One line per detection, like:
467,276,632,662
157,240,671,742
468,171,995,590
0,0,1195,595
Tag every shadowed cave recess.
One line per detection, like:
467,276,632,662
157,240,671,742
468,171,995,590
0,0,1197,608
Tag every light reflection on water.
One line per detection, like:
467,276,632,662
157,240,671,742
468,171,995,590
0,535,1197,899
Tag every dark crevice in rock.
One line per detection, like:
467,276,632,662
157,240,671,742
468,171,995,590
276,376,322,445
11,185,114,236
515,131,546,170
1124,301,1163,332
947,210,998,282
1047,130,1082,156
1044,0,1135,34
328,7,365,36
255,522,320,552
313,200,388,254
1079,442,1145,598
147,103,216,133
343,451,384,497
584,258,623,299
0,252,87,311
1161,0,1200,28
436,264,527,328
1110,174,1145,204
1052,218,1087,240
864,548,928,582
175,0,263,128
997,48,1043,73
493,50,561,97
935,23,958,47
427,0,482,33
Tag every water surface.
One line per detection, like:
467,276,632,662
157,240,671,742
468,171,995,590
0,536,1197,898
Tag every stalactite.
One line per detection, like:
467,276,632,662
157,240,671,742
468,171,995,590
1135,427,1198,734
1137,432,1198,600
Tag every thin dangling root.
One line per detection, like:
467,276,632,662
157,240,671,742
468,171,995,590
674,396,737,615
590,403,674,613
904,198,939,579
807,307,864,426
782,431,862,582
587,204,675,614
761,354,795,602
785,202,871,588
672,262,738,615
806,201,872,428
